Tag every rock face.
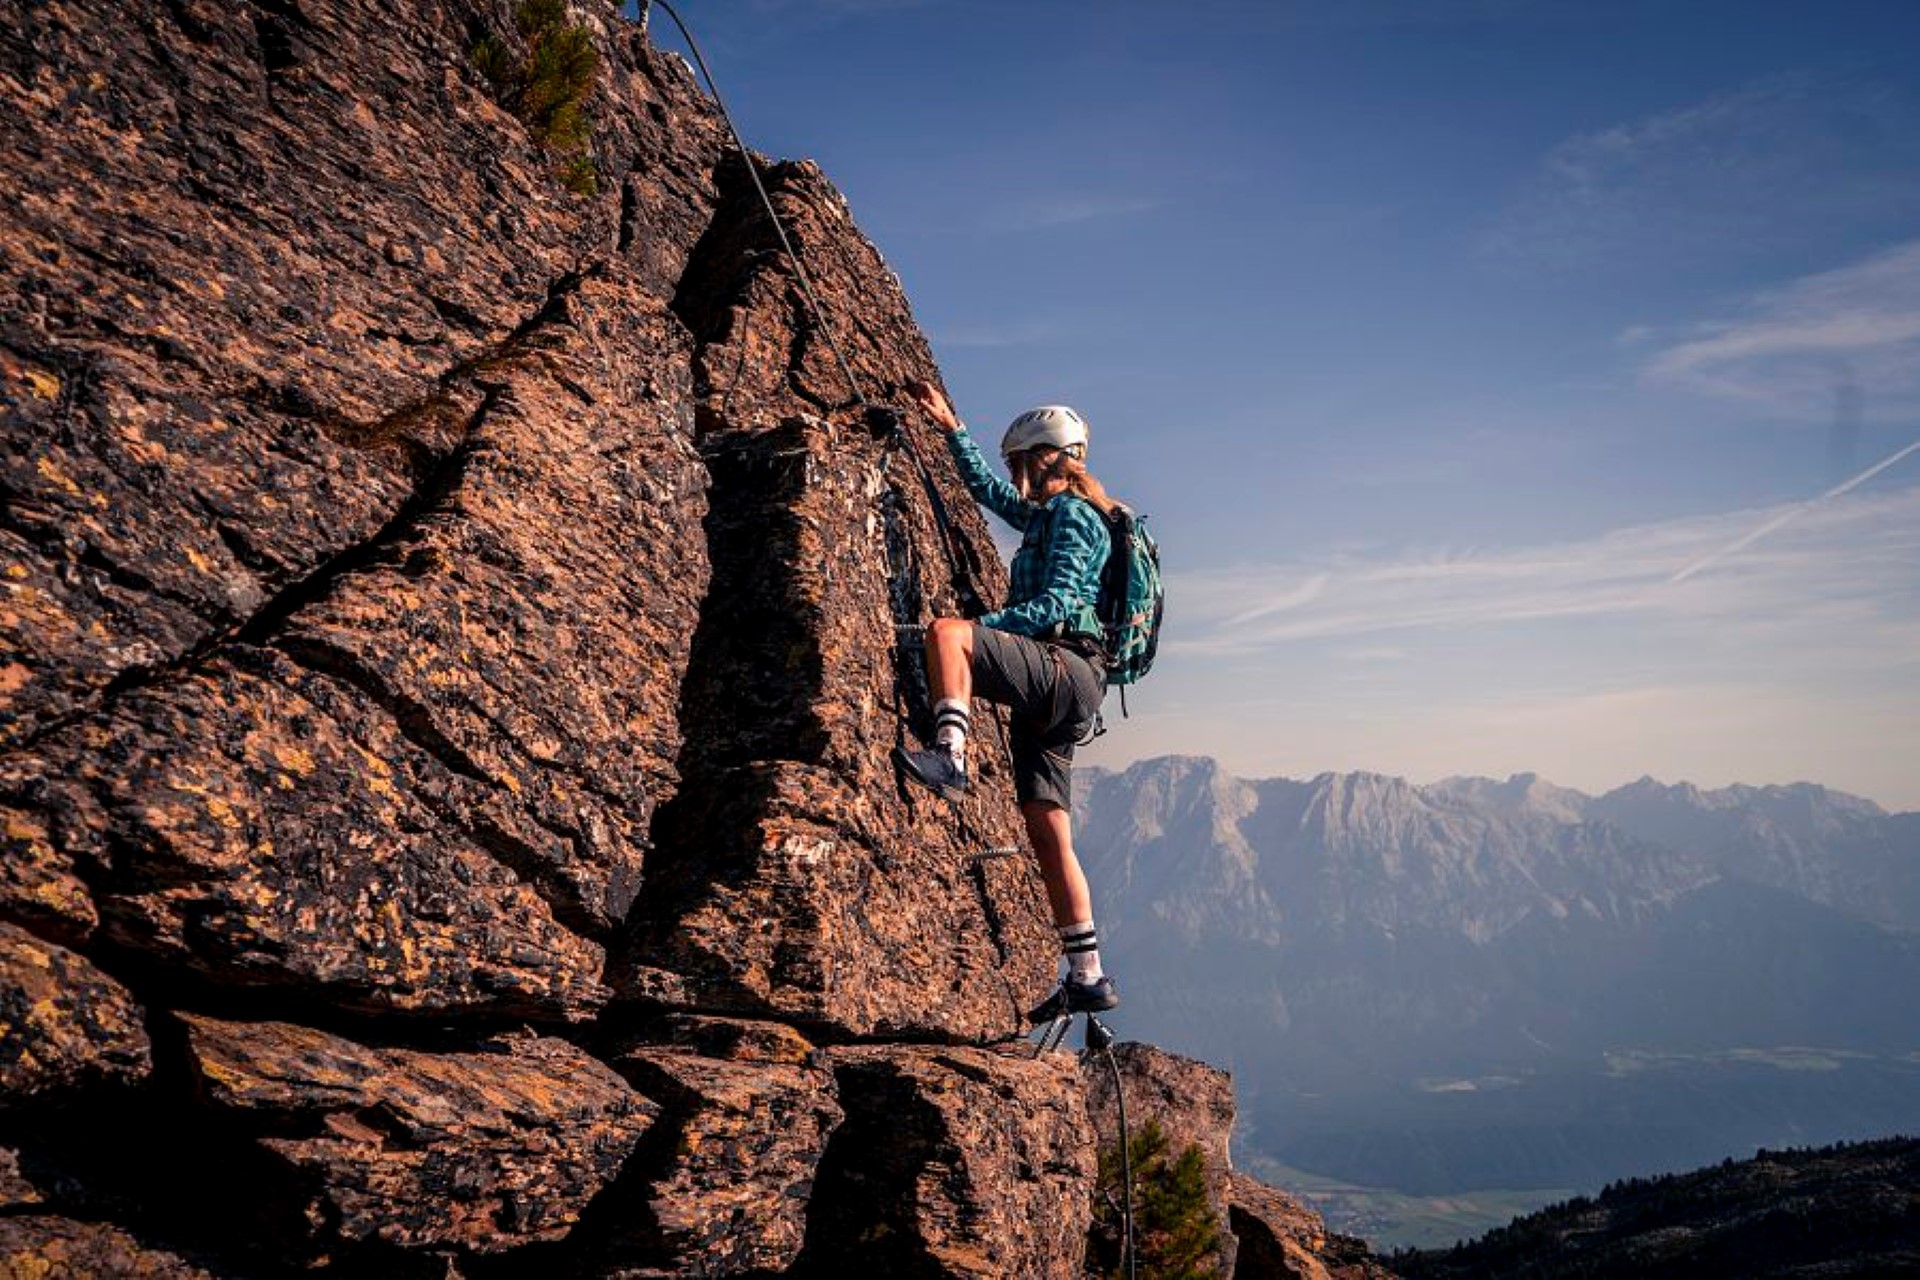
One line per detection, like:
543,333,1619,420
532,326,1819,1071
0,2,1388,1275
798,1046,1096,1278
1084,1042,1241,1275
0,919,150,1095
1229,1172,1402,1280
182,1016,656,1254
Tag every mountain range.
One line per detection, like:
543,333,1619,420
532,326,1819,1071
1074,757,1920,1229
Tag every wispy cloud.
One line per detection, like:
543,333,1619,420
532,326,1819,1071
1108,492,1920,807
985,195,1164,234
1338,646,1410,664
1642,239,1920,420
1221,572,1330,627
1484,77,1920,272
1174,484,1920,653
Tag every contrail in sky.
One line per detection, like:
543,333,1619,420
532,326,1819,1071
1670,437,1920,583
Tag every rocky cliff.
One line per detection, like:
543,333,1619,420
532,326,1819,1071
0,2,1379,1274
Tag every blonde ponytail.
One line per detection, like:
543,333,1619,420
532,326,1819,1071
1056,455,1119,515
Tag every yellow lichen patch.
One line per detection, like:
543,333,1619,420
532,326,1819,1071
30,881,89,917
274,744,317,776
33,457,84,498
184,545,215,574
203,795,243,831
196,1056,252,1091
354,746,394,777
354,746,399,800
5,812,50,846
6,562,28,578
25,369,60,400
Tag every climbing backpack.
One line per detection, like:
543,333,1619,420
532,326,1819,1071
1095,504,1163,687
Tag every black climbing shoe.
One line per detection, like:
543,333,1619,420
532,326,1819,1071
1026,975,1120,1024
893,745,968,801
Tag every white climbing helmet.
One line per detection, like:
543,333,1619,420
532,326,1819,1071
1000,405,1089,460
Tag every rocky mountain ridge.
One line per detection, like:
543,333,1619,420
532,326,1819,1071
1078,758,1717,950
1073,756,1920,1204
1082,757,1920,942
1,3,1383,1275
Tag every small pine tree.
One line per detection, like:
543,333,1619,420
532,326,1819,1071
471,0,600,194
1087,1119,1223,1280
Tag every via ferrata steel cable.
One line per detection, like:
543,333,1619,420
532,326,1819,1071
650,0,869,412
652,0,989,617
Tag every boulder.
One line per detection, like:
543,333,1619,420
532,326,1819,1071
604,1047,844,1274
0,920,149,1097
1083,1040,1240,1276
796,1045,1096,1278
182,1013,656,1255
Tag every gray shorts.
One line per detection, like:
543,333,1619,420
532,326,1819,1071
968,623,1106,810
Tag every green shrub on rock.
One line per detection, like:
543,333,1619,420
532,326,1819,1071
472,0,600,194
1088,1119,1223,1280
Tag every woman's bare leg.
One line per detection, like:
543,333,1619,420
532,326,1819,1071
1021,800,1093,926
924,616,974,703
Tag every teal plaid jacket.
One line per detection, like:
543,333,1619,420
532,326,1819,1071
946,425,1107,640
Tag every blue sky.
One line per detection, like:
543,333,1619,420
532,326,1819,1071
649,0,1920,809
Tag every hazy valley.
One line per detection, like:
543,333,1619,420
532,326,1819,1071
1074,757,1920,1246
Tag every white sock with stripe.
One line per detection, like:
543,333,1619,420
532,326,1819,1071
933,697,971,759
1059,920,1104,983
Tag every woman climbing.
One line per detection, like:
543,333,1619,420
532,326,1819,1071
896,380,1120,1019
